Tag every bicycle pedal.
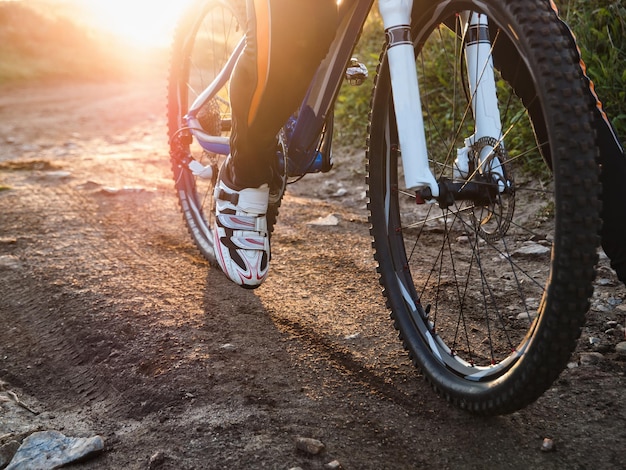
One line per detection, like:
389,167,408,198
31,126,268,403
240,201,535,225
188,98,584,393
345,57,368,86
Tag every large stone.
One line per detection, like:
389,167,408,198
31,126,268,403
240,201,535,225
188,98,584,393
6,430,104,470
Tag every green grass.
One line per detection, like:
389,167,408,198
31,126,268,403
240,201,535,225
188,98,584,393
558,0,626,142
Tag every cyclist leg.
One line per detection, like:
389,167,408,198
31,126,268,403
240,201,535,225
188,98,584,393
228,0,338,188
212,0,338,288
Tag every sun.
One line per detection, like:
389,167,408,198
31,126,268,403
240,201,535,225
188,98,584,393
78,0,194,48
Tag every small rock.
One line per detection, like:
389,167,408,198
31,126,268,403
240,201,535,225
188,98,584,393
513,242,550,258
76,181,102,190
344,333,360,340
0,440,20,468
615,342,626,357
296,437,325,455
607,321,619,329
541,438,556,452
0,255,21,269
39,170,71,180
148,450,167,469
596,278,614,286
588,337,601,346
516,311,538,321
591,303,611,313
307,214,339,227
220,343,236,351
324,460,343,470
579,352,604,365
100,186,146,195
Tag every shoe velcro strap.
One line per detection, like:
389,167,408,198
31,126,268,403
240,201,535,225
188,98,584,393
216,188,239,206
221,235,269,251
217,214,268,234
216,185,269,214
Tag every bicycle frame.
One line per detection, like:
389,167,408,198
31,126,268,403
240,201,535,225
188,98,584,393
186,0,505,201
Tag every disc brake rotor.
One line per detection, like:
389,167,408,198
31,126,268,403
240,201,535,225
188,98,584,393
468,136,515,242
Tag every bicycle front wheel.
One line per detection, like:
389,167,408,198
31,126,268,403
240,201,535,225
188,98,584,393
367,0,600,415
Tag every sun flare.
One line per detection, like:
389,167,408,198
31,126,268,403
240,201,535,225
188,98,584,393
78,0,194,48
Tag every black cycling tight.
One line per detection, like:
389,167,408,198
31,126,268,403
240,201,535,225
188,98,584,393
228,0,338,188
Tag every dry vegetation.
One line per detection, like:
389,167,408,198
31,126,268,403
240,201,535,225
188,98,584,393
0,1,163,83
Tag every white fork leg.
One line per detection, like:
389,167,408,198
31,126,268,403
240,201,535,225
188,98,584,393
378,0,439,197
461,12,505,189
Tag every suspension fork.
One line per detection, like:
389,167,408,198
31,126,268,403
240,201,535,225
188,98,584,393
378,1,505,199
459,12,505,189
378,0,439,196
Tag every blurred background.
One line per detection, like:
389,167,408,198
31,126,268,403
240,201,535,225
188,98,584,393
0,0,193,82
0,0,624,142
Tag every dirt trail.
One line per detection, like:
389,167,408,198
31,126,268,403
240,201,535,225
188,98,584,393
0,79,625,470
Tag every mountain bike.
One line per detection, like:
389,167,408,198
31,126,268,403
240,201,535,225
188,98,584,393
167,0,600,415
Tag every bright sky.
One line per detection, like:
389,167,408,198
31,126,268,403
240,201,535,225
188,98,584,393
76,0,194,48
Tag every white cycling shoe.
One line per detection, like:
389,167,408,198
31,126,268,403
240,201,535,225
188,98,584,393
213,171,270,289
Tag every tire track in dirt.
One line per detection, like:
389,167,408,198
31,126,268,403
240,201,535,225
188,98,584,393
0,277,119,410
0,154,203,417
1,175,126,413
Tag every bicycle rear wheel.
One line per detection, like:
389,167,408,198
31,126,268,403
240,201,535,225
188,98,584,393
168,0,283,263
367,0,600,415
167,0,244,262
